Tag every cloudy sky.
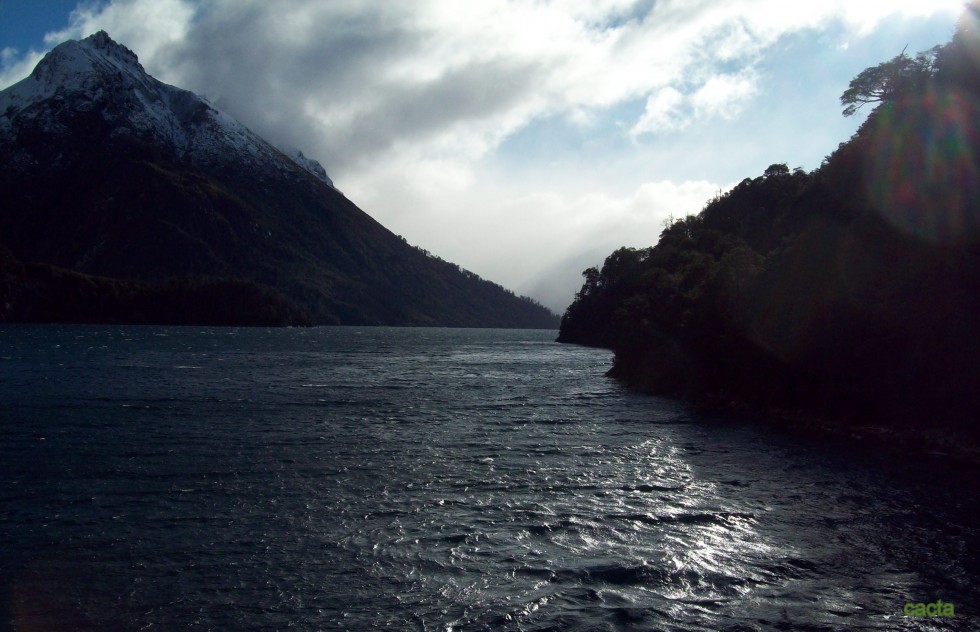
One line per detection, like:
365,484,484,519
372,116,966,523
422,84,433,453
0,0,963,312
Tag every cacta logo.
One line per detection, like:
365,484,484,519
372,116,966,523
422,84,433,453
903,600,955,617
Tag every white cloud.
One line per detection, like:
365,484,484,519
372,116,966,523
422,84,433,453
628,67,759,138
836,0,965,34
631,87,687,136
691,70,758,119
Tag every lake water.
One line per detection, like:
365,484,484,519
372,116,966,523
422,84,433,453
0,325,977,631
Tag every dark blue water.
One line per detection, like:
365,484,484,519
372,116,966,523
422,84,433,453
0,325,977,631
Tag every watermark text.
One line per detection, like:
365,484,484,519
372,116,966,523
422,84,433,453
904,600,955,617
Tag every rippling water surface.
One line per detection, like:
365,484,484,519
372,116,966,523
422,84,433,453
0,325,977,631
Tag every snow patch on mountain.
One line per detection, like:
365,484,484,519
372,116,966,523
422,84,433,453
286,148,335,188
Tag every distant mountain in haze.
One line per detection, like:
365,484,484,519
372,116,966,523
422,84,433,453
0,31,558,328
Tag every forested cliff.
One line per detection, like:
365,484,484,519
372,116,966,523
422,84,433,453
559,6,980,437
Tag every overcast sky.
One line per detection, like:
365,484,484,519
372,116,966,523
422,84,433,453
0,0,963,312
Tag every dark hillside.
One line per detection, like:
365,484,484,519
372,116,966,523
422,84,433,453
0,252,313,326
0,32,557,328
559,9,980,438
0,139,556,327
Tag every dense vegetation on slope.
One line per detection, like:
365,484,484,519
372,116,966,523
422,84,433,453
0,146,557,327
0,132,558,328
559,8,980,436
0,248,313,326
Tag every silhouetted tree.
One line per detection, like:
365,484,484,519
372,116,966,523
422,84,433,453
840,47,937,116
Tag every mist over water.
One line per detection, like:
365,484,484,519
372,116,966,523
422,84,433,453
0,326,976,631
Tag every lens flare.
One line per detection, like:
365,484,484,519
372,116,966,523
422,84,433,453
862,87,980,243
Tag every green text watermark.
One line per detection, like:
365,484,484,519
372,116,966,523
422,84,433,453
904,600,955,617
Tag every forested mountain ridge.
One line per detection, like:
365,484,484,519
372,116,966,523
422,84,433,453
559,5,980,438
0,32,558,328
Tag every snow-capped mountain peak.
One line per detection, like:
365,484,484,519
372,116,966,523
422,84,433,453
4,31,150,114
0,30,335,189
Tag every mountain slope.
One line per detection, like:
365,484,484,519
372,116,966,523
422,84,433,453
0,31,557,328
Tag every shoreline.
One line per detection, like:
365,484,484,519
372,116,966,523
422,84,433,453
691,398,980,470
596,355,980,470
